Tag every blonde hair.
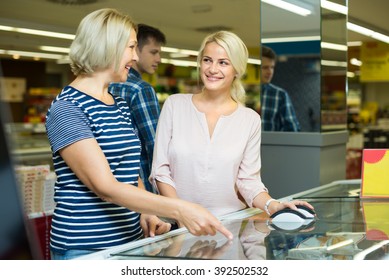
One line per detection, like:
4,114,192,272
69,8,136,76
197,31,248,104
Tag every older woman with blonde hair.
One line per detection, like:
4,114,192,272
45,9,231,260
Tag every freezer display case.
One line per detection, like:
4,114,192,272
5,122,52,166
79,179,389,260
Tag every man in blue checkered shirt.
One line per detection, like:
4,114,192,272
260,46,300,132
109,24,166,193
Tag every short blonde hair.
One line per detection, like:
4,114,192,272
69,8,136,76
197,31,248,104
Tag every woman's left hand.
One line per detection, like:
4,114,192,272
140,214,172,237
272,200,314,215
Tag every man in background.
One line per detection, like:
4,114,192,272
109,24,166,193
260,46,300,132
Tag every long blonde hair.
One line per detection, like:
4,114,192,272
197,31,248,104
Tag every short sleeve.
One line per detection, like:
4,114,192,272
46,100,94,154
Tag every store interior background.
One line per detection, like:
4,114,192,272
1,0,389,258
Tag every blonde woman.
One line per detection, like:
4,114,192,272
151,31,313,225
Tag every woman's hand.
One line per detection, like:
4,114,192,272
140,214,172,238
185,239,232,259
270,200,315,216
142,238,174,256
176,201,233,240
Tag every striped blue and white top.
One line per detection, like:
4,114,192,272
45,86,143,253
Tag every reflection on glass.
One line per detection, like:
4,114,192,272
260,0,321,132
260,0,348,132
294,182,361,198
321,0,348,131
362,201,389,241
112,217,271,260
110,198,389,260
270,231,365,260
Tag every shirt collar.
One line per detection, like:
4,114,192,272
130,67,141,78
261,83,270,92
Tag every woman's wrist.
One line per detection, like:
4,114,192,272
264,198,280,215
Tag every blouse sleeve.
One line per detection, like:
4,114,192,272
239,220,268,260
236,113,268,207
149,96,177,190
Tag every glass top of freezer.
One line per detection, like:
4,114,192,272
108,197,389,260
79,180,389,260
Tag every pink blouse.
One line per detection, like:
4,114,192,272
150,94,268,217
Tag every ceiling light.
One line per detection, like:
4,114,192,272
262,36,320,43
262,38,347,52
161,58,197,67
179,49,199,56
321,42,347,51
169,53,189,58
263,37,347,52
39,46,70,53
161,47,179,53
248,58,261,65
0,49,67,60
371,32,389,43
347,22,389,44
160,57,261,67
350,58,362,66
56,58,71,64
0,24,74,40
162,47,198,56
321,60,347,67
261,0,312,17
321,0,348,15
347,23,374,37
348,41,363,47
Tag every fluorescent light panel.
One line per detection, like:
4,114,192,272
321,59,347,67
321,42,347,51
0,49,67,60
39,46,70,53
347,22,389,44
348,41,363,47
321,0,348,15
350,58,362,66
261,0,312,16
262,37,347,52
262,36,320,43
162,47,198,56
161,58,197,67
248,58,261,65
0,24,74,40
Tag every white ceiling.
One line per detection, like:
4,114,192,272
0,0,388,60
